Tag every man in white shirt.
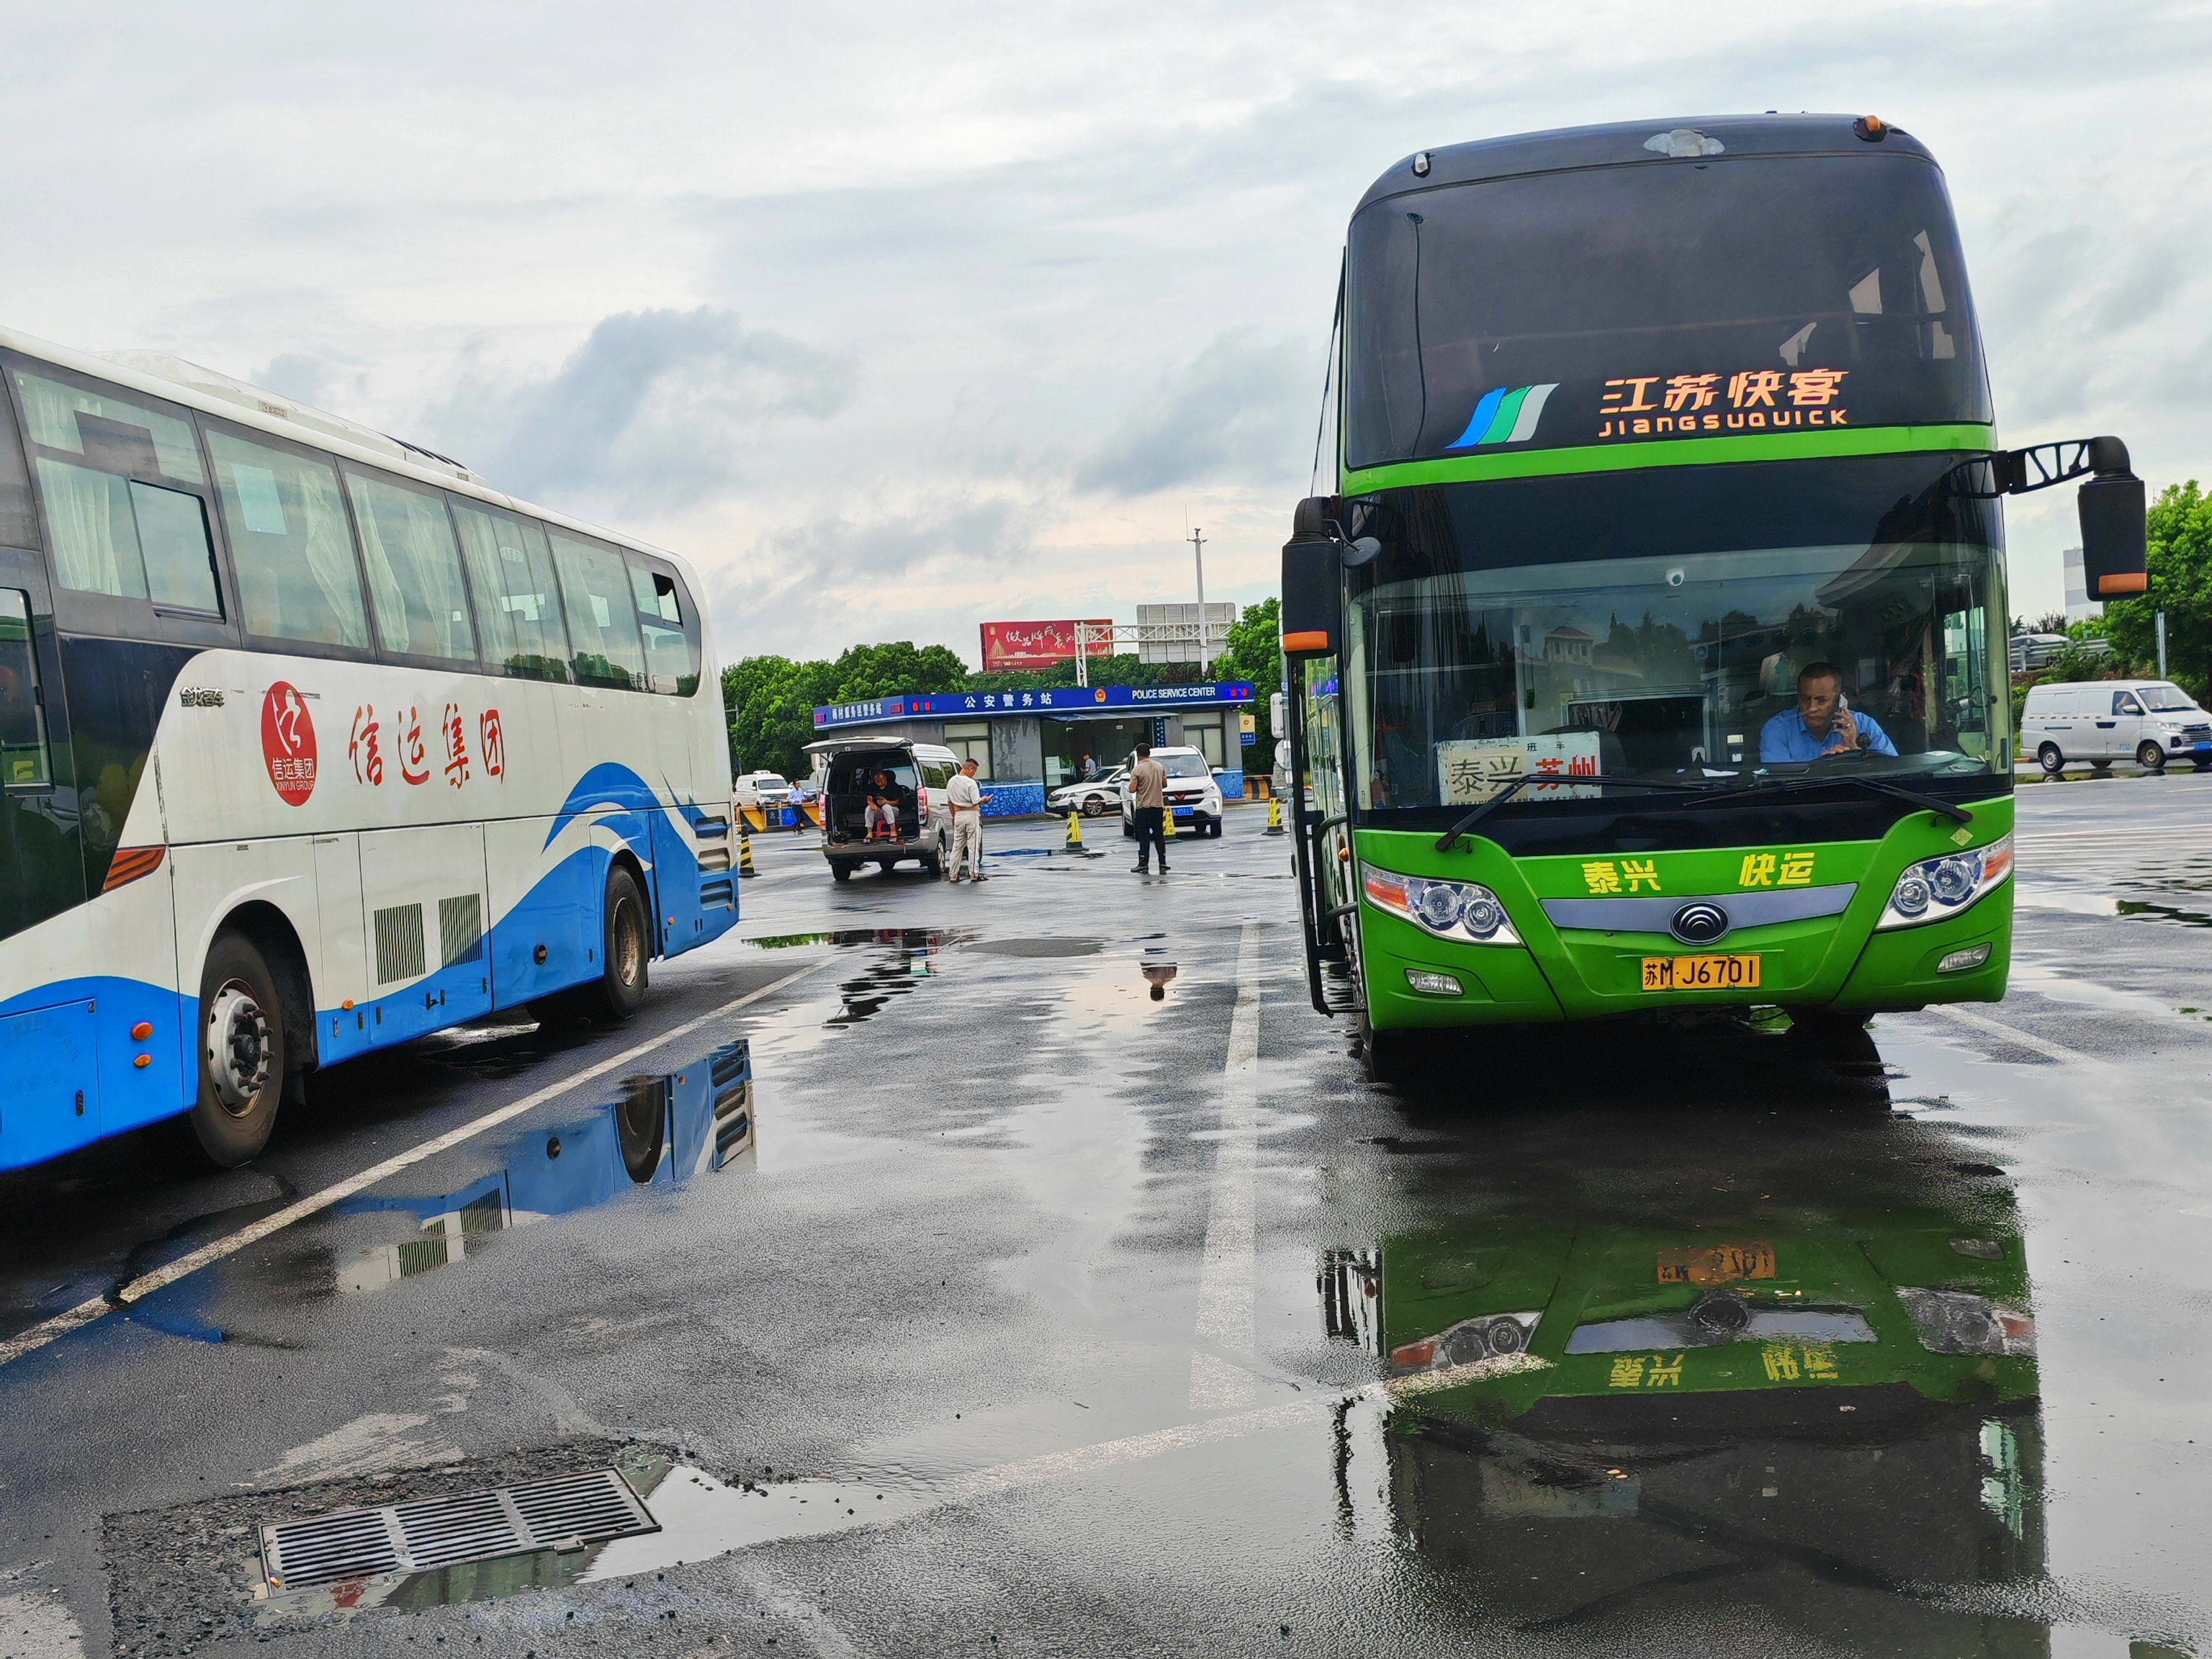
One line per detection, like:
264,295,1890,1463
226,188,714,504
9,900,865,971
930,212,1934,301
948,758,992,881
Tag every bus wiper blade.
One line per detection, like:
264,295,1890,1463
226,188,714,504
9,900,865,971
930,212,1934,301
1725,771,1974,824
1434,775,1711,850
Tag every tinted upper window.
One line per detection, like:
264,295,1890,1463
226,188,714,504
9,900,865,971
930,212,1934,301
207,428,371,648
346,469,477,663
13,371,221,613
626,554,701,695
453,501,571,681
549,530,646,689
0,392,34,549
0,588,52,788
1346,155,1990,469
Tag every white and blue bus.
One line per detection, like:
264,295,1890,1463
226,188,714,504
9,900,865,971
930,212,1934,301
0,329,738,1171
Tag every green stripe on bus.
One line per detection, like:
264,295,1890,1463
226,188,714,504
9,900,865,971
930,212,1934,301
1478,385,1529,446
1340,423,1998,492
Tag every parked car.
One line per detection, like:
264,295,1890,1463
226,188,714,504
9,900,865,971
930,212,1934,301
1048,765,1128,817
734,771,792,809
1120,745,1226,837
2021,680,2212,774
2008,634,2067,674
802,735,958,879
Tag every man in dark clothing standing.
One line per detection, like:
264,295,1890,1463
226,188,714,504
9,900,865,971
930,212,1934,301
1128,742,1169,873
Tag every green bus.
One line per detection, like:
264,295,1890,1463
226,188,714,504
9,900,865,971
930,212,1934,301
1280,114,2146,1076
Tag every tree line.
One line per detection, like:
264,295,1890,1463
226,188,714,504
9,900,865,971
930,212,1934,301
722,600,1283,781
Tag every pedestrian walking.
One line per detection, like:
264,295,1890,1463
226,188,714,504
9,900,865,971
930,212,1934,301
1128,742,1168,873
948,757,992,881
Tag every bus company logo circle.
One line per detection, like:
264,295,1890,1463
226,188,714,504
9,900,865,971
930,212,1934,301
1669,901,1730,946
260,682,318,806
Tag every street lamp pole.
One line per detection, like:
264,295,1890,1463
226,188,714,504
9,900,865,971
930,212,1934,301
1190,528,1208,671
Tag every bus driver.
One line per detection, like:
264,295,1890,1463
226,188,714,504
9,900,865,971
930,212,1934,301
1761,662,1899,763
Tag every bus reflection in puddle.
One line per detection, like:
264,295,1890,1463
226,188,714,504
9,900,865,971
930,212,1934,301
1324,1097,2044,1645
331,1040,752,1295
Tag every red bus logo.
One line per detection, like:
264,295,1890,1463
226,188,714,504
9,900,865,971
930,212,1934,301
261,682,318,806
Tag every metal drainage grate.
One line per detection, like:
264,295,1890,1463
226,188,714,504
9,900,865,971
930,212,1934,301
261,1467,657,1590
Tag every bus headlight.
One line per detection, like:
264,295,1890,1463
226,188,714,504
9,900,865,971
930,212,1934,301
1389,1310,1542,1372
1363,866,1521,945
1876,834,2011,930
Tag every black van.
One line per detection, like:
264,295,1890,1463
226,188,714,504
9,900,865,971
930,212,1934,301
804,736,958,881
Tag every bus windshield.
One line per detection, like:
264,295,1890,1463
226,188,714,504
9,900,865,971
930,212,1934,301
1346,153,1989,469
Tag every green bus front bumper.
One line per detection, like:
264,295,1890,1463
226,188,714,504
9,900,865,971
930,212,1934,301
1357,796,2013,1028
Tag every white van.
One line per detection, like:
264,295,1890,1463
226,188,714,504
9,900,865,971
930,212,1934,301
804,735,959,880
2023,680,2212,774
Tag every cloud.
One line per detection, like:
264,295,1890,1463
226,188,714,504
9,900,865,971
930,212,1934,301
426,307,857,510
1074,330,1317,498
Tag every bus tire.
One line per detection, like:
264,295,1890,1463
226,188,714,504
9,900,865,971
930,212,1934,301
569,863,651,1025
1359,1010,1413,1088
184,930,289,1168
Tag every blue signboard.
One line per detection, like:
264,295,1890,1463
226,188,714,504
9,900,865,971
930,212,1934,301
813,681,1256,729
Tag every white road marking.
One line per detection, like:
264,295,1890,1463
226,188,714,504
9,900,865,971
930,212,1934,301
1189,923,1262,1410
251,1411,459,1487
0,960,835,1371
0,1588,86,1659
1920,1004,2090,1066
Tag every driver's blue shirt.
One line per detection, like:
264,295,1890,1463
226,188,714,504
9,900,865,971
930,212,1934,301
1759,707,1898,762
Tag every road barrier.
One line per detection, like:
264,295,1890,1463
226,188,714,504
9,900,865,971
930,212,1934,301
738,824,757,878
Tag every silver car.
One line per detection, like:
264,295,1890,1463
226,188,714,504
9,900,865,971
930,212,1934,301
1048,766,1128,817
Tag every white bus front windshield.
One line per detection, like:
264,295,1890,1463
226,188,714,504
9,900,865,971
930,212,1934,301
1348,539,2006,811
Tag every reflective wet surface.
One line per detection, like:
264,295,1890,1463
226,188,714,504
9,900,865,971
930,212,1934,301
3,786,2210,1657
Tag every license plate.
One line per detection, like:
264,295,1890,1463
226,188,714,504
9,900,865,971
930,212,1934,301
1641,953,1761,992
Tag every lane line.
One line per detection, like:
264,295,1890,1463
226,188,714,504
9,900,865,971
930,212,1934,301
956,1354,1550,1497
0,960,835,1371
1188,923,1262,1410
1918,1003,2089,1066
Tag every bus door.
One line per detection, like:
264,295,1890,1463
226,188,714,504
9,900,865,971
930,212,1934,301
358,822,491,1043
0,544,103,1162
1280,505,1356,1015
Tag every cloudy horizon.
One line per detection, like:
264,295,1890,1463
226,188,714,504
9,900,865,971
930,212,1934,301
5,0,2206,665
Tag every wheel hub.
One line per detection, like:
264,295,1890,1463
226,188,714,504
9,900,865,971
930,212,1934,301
205,982,271,1115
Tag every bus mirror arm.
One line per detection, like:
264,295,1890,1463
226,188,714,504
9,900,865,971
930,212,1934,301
1948,436,2146,599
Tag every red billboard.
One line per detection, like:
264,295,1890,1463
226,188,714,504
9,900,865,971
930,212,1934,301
979,619,1115,674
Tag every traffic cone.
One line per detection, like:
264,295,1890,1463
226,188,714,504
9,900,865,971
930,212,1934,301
738,822,757,878
1162,804,1178,840
1063,811,1084,853
1264,796,1285,835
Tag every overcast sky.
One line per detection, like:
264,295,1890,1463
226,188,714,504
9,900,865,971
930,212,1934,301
5,0,2206,662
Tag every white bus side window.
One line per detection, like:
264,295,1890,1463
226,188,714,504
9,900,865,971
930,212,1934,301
549,530,647,690
626,554,698,695
13,370,220,613
207,428,371,648
346,469,478,665
453,502,571,681
0,590,50,788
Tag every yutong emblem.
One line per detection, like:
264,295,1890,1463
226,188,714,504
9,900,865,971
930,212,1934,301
1669,901,1730,945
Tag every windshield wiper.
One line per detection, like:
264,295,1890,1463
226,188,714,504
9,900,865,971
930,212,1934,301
1716,770,1974,824
1434,775,1713,850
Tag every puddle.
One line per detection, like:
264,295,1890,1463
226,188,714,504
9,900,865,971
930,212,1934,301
961,938,1102,958
328,1043,753,1295
584,1469,932,1581
2117,898,2212,928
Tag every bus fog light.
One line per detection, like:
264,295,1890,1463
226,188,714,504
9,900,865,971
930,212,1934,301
1405,969,1462,997
1938,943,1992,974
1878,835,2011,930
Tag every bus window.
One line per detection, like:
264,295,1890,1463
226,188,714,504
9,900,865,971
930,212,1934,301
626,554,699,695
0,590,50,788
453,502,570,681
207,429,371,649
0,392,35,550
12,371,220,612
346,469,478,665
549,531,647,689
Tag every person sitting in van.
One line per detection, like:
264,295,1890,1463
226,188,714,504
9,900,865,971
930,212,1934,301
1759,662,1898,762
863,769,902,840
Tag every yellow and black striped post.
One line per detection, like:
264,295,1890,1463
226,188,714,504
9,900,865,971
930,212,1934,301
1264,796,1285,835
738,822,757,878
1063,811,1084,853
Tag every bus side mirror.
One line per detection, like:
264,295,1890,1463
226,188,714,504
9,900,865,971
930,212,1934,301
2079,437,2147,598
1281,495,1343,655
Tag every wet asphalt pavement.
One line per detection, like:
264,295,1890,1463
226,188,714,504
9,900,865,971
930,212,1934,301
2,785,2209,1659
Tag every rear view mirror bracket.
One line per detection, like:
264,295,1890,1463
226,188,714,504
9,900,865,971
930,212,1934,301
1947,436,2146,599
